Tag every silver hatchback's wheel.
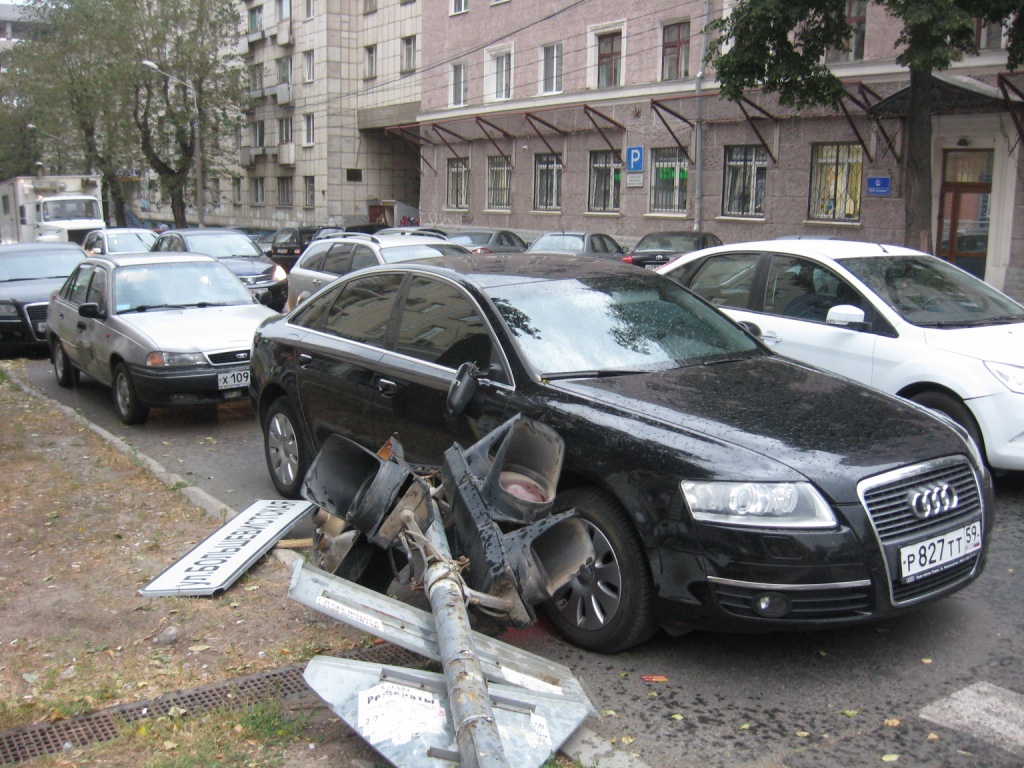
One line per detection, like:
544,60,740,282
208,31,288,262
52,341,78,388
112,363,149,425
264,397,309,498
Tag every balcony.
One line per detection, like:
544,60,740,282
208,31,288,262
278,142,295,165
275,21,292,45
275,83,293,105
239,147,255,167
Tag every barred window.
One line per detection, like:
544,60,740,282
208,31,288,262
304,176,315,207
650,147,689,213
487,156,511,210
277,177,293,207
589,150,622,213
447,158,469,210
809,143,862,221
534,153,562,211
723,145,768,217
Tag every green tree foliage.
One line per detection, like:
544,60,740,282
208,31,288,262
705,0,1020,251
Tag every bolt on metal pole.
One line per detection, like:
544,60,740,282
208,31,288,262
403,509,510,768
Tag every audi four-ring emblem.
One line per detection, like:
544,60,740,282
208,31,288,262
908,484,958,519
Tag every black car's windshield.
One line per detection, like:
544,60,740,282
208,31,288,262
636,233,700,252
114,262,254,313
184,233,263,258
841,255,1024,327
490,272,765,376
0,251,84,281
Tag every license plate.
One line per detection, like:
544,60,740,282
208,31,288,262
35,321,47,334
900,522,982,581
644,265,660,271
217,369,249,390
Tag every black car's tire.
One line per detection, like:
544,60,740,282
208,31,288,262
542,487,658,653
112,363,149,425
264,397,310,499
52,341,78,388
911,390,985,461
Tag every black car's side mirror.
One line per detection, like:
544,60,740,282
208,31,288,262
79,302,106,320
447,362,480,417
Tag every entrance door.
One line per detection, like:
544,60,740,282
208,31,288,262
935,149,993,279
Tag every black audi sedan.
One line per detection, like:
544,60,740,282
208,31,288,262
152,229,288,311
250,254,992,653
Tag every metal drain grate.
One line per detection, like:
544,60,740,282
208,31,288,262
0,642,432,765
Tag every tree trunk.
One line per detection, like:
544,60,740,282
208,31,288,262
903,69,935,253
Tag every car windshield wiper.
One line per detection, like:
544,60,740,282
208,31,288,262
182,301,232,308
916,315,1024,328
121,303,186,313
541,369,641,381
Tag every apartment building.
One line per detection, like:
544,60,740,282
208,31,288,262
414,0,1024,293
222,0,422,230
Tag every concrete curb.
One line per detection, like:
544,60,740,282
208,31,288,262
3,365,653,768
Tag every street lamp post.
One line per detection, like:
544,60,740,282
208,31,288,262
26,123,65,174
141,59,205,226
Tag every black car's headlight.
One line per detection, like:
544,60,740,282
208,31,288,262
0,302,18,318
681,480,837,529
146,352,207,367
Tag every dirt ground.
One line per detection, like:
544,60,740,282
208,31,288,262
0,361,385,766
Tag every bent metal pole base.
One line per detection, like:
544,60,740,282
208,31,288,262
288,559,597,768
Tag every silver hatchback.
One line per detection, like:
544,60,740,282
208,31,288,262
47,252,279,425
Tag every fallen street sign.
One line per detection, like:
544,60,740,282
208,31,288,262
140,499,314,597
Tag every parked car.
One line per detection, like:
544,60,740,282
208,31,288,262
658,239,1024,471
285,233,471,311
621,230,722,269
83,228,158,256
526,231,624,259
375,226,449,238
250,253,991,653
152,228,288,311
47,252,278,424
447,228,528,254
0,243,87,351
310,224,385,242
269,226,320,271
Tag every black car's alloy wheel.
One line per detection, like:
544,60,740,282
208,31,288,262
264,397,309,498
543,487,657,653
112,363,149,425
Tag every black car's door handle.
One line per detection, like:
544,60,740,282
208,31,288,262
377,378,397,398
298,353,312,367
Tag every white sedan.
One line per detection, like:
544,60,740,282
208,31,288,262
658,239,1024,471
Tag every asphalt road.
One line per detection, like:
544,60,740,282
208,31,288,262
9,353,1024,767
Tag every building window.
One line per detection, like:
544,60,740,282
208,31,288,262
808,143,862,221
723,145,768,217
232,178,242,205
305,0,313,18
251,177,266,205
650,147,689,213
249,63,264,91
210,177,221,205
493,51,511,100
277,177,293,207
303,113,314,145
278,117,292,144
976,19,1004,49
589,151,622,212
251,120,265,147
401,36,417,73
487,155,511,210
451,0,467,14
542,43,562,94
447,158,469,210
451,62,468,106
534,153,562,211
304,176,315,207
278,0,290,20
661,21,690,81
597,31,622,88
248,6,263,32
304,50,314,82
364,45,377,78
277,57,291,84
347,169,363,182
827,0,867,63
363,0,376,12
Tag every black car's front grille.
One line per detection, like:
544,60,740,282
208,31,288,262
207,349,251,365
25,303,49,341
859,455,984,606
859,456,982,542
712,582,873,620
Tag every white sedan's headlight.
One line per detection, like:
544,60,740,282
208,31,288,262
146,352,207,367
681,481,837,529
985,361,1024,395
0,302,18,317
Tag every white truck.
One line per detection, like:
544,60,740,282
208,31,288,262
0,175,105,245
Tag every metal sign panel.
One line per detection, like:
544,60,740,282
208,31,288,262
866,176,891,196
626,146,644,172
140,499,314,597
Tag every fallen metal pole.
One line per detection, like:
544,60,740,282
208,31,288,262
407,508,510,768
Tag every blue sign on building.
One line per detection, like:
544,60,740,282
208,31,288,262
626,146,644,173
866,176,891,197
